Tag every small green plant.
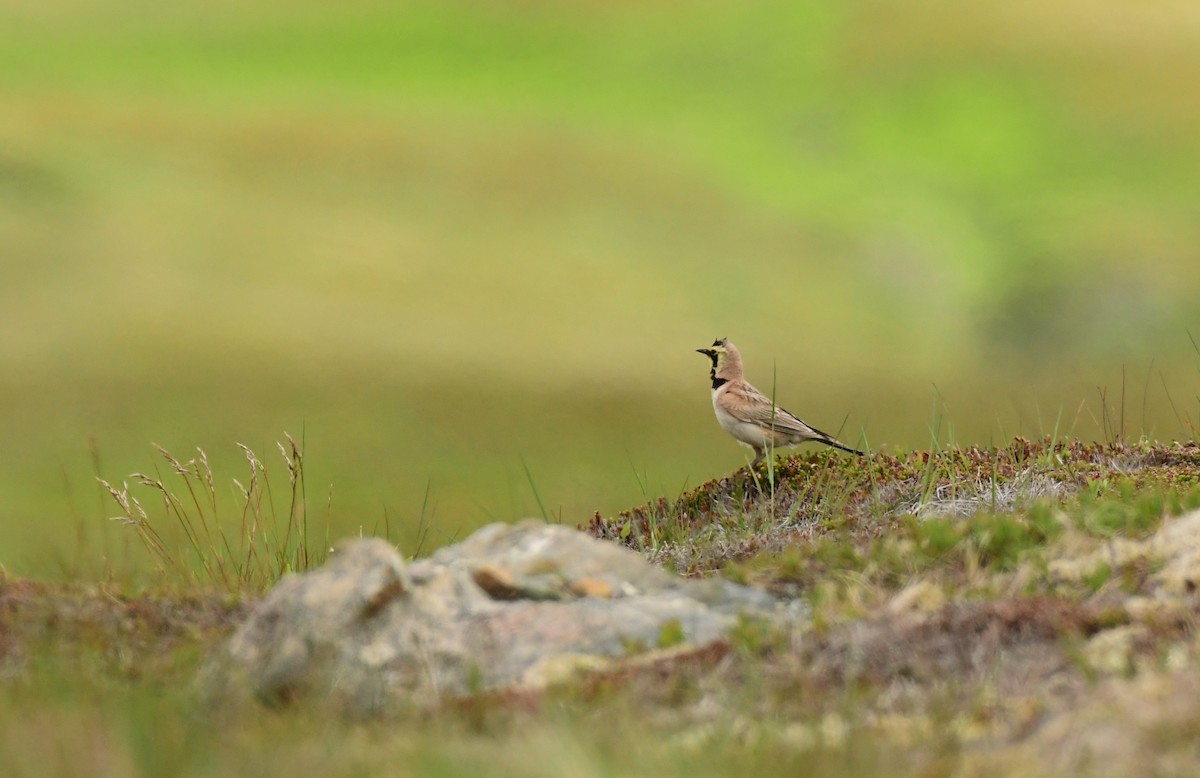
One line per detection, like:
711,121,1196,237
914,516,961,560
656,619,686,649
728,614,788,655
620,636,649,656
966,514,1049,571
520,453,553,523
1025,501,1063,540
1075,483,1171,539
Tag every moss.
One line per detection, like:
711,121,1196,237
1082,562,1113,594
728,615,788,656
966,513,1056,571
656,619,686,649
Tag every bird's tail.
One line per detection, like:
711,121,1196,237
824,439,865,456
811,428,864,456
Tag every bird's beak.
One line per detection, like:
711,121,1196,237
696,348,713,356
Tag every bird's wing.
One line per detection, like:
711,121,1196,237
722,381,841,442
720,382,801,428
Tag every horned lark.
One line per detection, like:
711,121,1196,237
696,338,863,467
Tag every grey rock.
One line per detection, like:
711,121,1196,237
203,519,798,714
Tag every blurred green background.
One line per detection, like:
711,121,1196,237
2,0,1199,579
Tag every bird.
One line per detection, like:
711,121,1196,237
696,338,863,467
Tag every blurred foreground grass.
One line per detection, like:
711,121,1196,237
2,0,1199,579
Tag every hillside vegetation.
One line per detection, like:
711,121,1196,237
5,437,1200,775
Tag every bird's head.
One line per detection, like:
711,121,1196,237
696,338,742,383
695,337,729,361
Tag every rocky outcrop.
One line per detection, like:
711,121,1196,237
203,520,794,713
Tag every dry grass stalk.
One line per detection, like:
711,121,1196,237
98,433,322,590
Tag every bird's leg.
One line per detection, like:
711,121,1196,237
750,448,765,468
